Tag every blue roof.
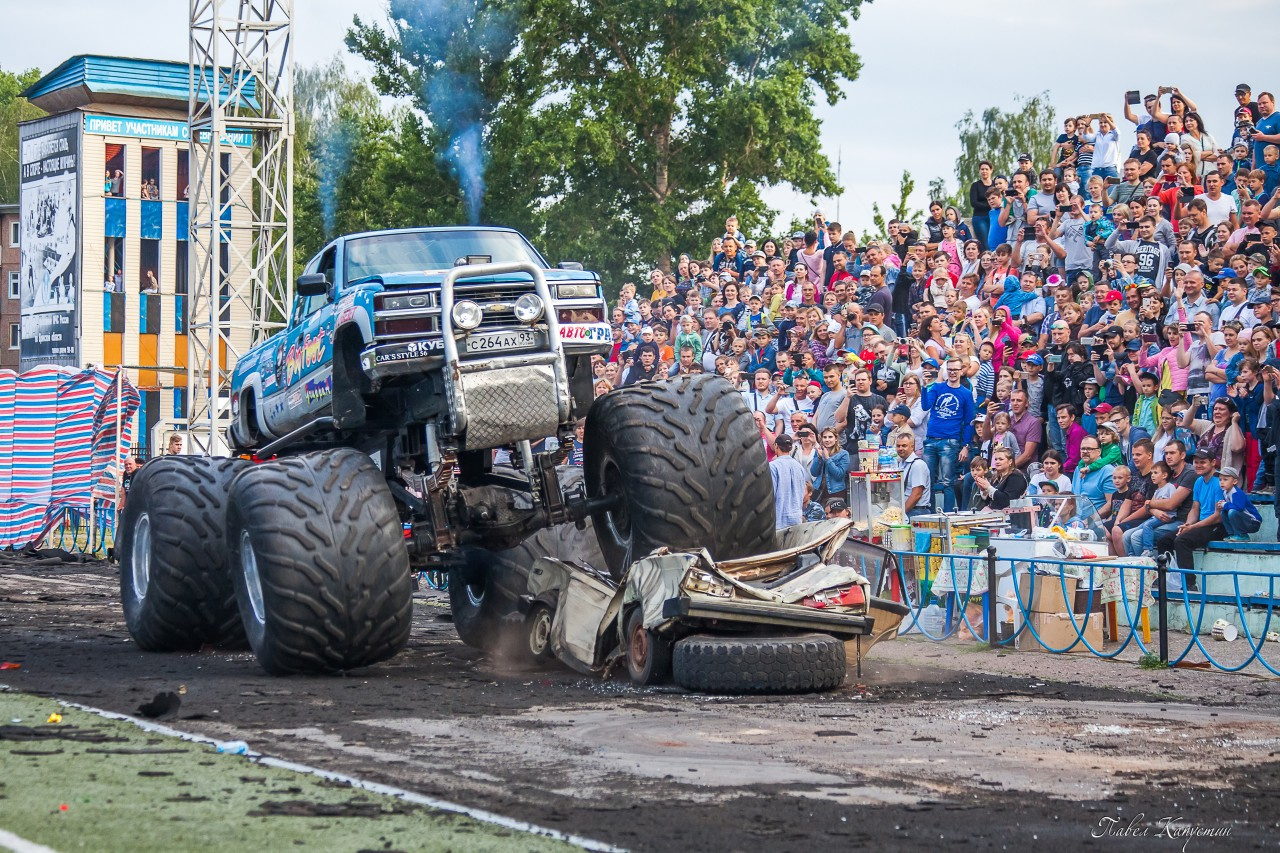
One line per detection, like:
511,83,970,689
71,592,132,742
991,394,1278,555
22,55,257,113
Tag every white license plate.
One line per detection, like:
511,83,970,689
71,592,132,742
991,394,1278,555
465,329,538,353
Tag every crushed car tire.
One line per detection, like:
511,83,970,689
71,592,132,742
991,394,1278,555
672,633,847,694
118,456,248,652
624,606,672,686
226,448,412,675
584,375,775,576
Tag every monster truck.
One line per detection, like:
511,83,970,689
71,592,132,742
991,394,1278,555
118,227,776,674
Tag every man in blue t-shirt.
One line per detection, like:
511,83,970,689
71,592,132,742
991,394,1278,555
1167,450,1227,584
920,356,976,512
1250,92,1280,166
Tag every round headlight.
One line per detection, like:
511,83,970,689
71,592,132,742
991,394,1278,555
452,300,483,330
513,293,545,323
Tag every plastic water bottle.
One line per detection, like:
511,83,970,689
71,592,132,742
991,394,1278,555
215,740,249,755
917,603,946,637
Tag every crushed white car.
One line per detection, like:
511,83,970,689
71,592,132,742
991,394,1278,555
514,519,909,694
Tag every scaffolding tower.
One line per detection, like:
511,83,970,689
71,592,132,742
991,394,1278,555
187,0,294,455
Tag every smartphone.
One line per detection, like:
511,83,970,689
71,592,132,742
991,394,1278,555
1179,187,1194,201
1005,189,1019,197
1179,323,1193,332
1022,226,1035,240
1047,353,1063,365
1126,90,1141,106
1141,332,1158,344
1080,336,1096,346
1058,204,1071,213
1105,176,1121,186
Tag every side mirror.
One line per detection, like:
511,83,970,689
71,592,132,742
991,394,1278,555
557,261,584,271
296,273,328,297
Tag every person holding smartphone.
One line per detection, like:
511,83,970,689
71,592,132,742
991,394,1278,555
1081,113,1122,181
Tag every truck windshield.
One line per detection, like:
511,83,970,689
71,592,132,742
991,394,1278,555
344,231,545,281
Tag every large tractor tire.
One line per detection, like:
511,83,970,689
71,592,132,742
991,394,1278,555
226,448,412,675
672,633,847,694
584,375,775,576
118,456,248,651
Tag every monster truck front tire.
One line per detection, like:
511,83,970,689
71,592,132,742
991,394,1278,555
672,633,847,694
118,456,249,651
226,448,413,675
584,374,776,576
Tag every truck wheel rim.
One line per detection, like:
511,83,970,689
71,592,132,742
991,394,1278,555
600,459,631,546
529,608,552,656
131,513,152,601
465,577,486,608
240,531,267,626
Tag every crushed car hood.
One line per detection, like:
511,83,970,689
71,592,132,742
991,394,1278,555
624,519,870,630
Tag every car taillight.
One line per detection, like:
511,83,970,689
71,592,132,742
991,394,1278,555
558,306,603,324
802,585,866,609
375,317,434,336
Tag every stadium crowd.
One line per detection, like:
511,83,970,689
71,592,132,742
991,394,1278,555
591,84,1280,574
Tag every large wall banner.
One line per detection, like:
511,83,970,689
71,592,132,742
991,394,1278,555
19,122,80,369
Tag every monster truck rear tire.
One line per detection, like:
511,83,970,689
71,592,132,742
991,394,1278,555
449,476,605,653
118,456,248,652
584,375,775,576
226,448,412,675
672,634,847,694
447,553,513,652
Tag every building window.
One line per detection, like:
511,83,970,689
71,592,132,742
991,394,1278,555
8,221,17,246
8,323,17,350
105,143,125,197
141,147,161,200
140,239,160,293
7,271,17,299
105,236,124,292
177,148,190,200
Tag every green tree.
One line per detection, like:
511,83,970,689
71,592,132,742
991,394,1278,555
927,175,964,214
861,170,923,244
0,67,46,204
953,92,1056,211
348,0,867,286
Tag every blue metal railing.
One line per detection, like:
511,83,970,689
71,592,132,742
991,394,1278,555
888,545,1280,674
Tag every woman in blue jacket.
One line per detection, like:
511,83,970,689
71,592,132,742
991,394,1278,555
810,427,851,504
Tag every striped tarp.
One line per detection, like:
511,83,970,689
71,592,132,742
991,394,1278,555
0,367,139,549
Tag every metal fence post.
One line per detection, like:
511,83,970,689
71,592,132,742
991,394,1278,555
1155,552,1169,663
985,546,998,644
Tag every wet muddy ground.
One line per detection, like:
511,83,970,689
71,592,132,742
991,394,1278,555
1,554,1276,850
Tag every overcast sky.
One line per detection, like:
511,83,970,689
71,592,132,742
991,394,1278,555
4,0,1275,237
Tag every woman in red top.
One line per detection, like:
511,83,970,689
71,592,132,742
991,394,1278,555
1154,163,1202,232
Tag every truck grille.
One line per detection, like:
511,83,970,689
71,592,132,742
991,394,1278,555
374,281,535,341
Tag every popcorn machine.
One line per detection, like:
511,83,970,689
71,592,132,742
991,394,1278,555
847,470,906,546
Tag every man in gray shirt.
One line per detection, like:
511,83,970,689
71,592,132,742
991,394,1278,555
1049,196,1092,279
812,364,847,431
1026,170,1059,224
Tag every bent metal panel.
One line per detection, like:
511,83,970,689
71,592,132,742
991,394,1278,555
19,119,80,370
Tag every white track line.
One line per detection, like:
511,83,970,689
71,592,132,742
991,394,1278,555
0,688,622,853
0,828,59,853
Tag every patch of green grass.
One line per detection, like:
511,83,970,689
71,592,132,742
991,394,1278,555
1137,652,1170,669
0,691,575,853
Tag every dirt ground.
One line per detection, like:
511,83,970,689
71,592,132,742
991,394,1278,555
2,553,1277,851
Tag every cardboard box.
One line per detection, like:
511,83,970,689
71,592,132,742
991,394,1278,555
1017,573,1078,615
1014,611,1104,653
